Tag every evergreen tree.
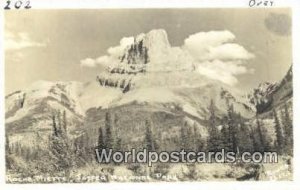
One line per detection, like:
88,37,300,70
98,127,105,150
115,137,122,152
256,115,265,152
250,127,260,152
145,119,155,151
280,107,285,131
220,122,230,151
52,114,58,137
282,103,293,154
49,112,74,178
57,110,62,133
114,114,120,141
15,142,22,156
187,125,194,150
236,113,248,152
5,134,12,169
180,122,189,150
62,110,67,133
5,134,11,154
104,112,114,149
193,123,204,151
237,124,253,153
74,134,89,164
207,100,223,151
25,148,31,161
226,102,238,152
273,109,284,154
209,100,217,135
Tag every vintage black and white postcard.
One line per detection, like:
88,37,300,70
1,0,300,190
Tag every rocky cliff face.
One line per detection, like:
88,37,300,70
93,30,255,118
96,29,180,93
247,66,292,113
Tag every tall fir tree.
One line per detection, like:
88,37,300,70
207,99,221,151
220,122,229,151
180,121,189,150
5,134,12,169
62,110,67,133
145,119,156,151
104,112,114,149
49,111,74,178
250,127,259,152
209,100,217,135
115,137,122,152
207,100,223,151
52,113,58,137
237,123,253,153
5,134,11,154
98,127,105,150
226,101,238,152
187,125,194,150
193,123,204,151
273,109,284,154
57,110,62,133
256,114,265,152
114,114,120,146
282,103,293,154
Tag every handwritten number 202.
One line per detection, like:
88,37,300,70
4,1,31,9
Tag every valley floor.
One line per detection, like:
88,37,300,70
6,156,292,183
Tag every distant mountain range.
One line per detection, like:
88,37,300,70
5,29,292,150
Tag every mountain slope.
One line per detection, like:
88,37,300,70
5,29,258,148
5,81,84,136
247,65,292,113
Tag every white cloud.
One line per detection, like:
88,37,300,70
96,55,110,66
183,30,254,61
95,55,120,70
5,31,46,51
107,37,134,57
80,36,134,68
183,31,234,58
80,58,96,68
206,43,254,60
196,60,249,86
182,30,254,85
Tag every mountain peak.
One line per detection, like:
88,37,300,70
133,29,171,61
141,29,170,49
97,29,172,93
135,29,169,44
247,65,292,113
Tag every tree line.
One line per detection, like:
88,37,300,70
206,99,292,156
5,100,292,173
97,112,159,153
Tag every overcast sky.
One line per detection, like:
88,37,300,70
5,9,292,94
